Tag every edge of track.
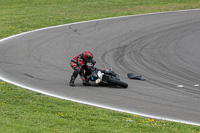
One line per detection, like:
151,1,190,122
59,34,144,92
1,8,200,126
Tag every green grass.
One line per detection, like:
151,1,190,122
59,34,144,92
0,0,200,132
1,82,200,133
1,0,200,38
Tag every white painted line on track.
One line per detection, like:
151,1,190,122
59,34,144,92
0,8,200,43
194,84,199,87
1,9,200,126
1,76,200,126
177,85,184,88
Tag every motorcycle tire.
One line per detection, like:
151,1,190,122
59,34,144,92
109,78,128,88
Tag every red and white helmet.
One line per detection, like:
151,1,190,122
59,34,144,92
82,51,93,62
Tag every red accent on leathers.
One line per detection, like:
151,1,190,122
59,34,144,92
72,53,85,67
70,53,86,81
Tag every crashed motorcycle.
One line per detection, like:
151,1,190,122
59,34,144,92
86,63,128,88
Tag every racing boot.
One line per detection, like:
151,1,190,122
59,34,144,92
69,77,75,87
69,70,78,87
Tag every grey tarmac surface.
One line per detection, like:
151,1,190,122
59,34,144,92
0,9,200,125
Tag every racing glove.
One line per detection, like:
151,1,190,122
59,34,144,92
92,60,96,65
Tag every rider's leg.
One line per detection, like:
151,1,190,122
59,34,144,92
69,61,80,87
69,70,79,86
80,68,91,86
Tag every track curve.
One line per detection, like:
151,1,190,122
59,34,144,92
1,9,200,125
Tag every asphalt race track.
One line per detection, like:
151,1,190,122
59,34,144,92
0,9,200,125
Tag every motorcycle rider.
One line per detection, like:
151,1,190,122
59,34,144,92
69,51,96,87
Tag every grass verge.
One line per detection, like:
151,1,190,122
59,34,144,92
1,81,200,133
0,0,200,132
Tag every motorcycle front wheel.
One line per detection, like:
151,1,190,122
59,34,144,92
109,78,128,88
